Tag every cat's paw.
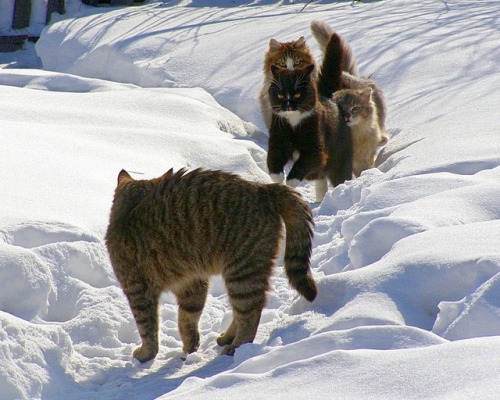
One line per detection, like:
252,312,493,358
286,178,300,188
292,150,300,161
220,345,236,356
217,331,235,346
270,173,285,183
133,345,158,363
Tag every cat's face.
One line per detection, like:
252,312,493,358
264,37,315,72
269,64,315,119
334,88,374,127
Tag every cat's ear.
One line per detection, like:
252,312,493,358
117,169,133,187
269,39,281,51
296,36,306,48
361,87,373,101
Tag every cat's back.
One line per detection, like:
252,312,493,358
106,168,288,282
107,169,279,253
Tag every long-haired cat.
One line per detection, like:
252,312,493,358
334,87,384,177
310,19,359,76
311,19,388,141
105,168,317,362
266,33,353,202
259,36,316,129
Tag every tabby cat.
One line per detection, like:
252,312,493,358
267,33,353,202
259,36,316,129
105,168,317,362
334,87,384,177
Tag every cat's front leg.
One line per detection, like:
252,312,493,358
267,127,291,184
287,152,324,187
267,143,288,184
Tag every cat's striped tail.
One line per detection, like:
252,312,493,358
317,32,345,99
267,184,317,302
310,20,359,76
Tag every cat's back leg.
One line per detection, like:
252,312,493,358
218,232,279,355
123,277,162,363
173,277,209,355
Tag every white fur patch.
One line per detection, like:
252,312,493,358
292,150,300,162
286,178,301,188
286,57,294,70
277,110,314,128
270,173,285,183
315,179,328,202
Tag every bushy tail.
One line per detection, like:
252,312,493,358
317,32,345,99
267,185,317,302
311,20,359,76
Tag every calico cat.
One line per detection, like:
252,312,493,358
311,19,388,139
267,33,353,202
334,87,385,177
105,168,317,362
259,36,316,129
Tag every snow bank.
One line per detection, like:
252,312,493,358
0,70,267,233
164,336,500,400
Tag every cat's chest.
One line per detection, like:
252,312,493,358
278,110,315,129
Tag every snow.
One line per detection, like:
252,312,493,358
1,0,499,399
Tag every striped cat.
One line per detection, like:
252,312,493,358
105,168,317,362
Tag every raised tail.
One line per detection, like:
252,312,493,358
311,20,359,76
267,184,317,302
317,32,345,99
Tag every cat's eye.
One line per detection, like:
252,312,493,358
293,93,301,99
278,94,285,99
293,60,301,66
278,62,287,68
352,106,361,113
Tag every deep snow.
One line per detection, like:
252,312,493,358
1,0,499,399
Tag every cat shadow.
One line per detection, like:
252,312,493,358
72,349,235,399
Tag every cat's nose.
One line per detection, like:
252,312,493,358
344,113,351,122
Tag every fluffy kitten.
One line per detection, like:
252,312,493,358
267,33,353,202
105,168,317,362
259,36,316,130
334,87,384,177
311,19,388,140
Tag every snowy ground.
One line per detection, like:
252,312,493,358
1,1,499,399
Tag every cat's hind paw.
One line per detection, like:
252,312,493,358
220,345,236,356
133,345,158,363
